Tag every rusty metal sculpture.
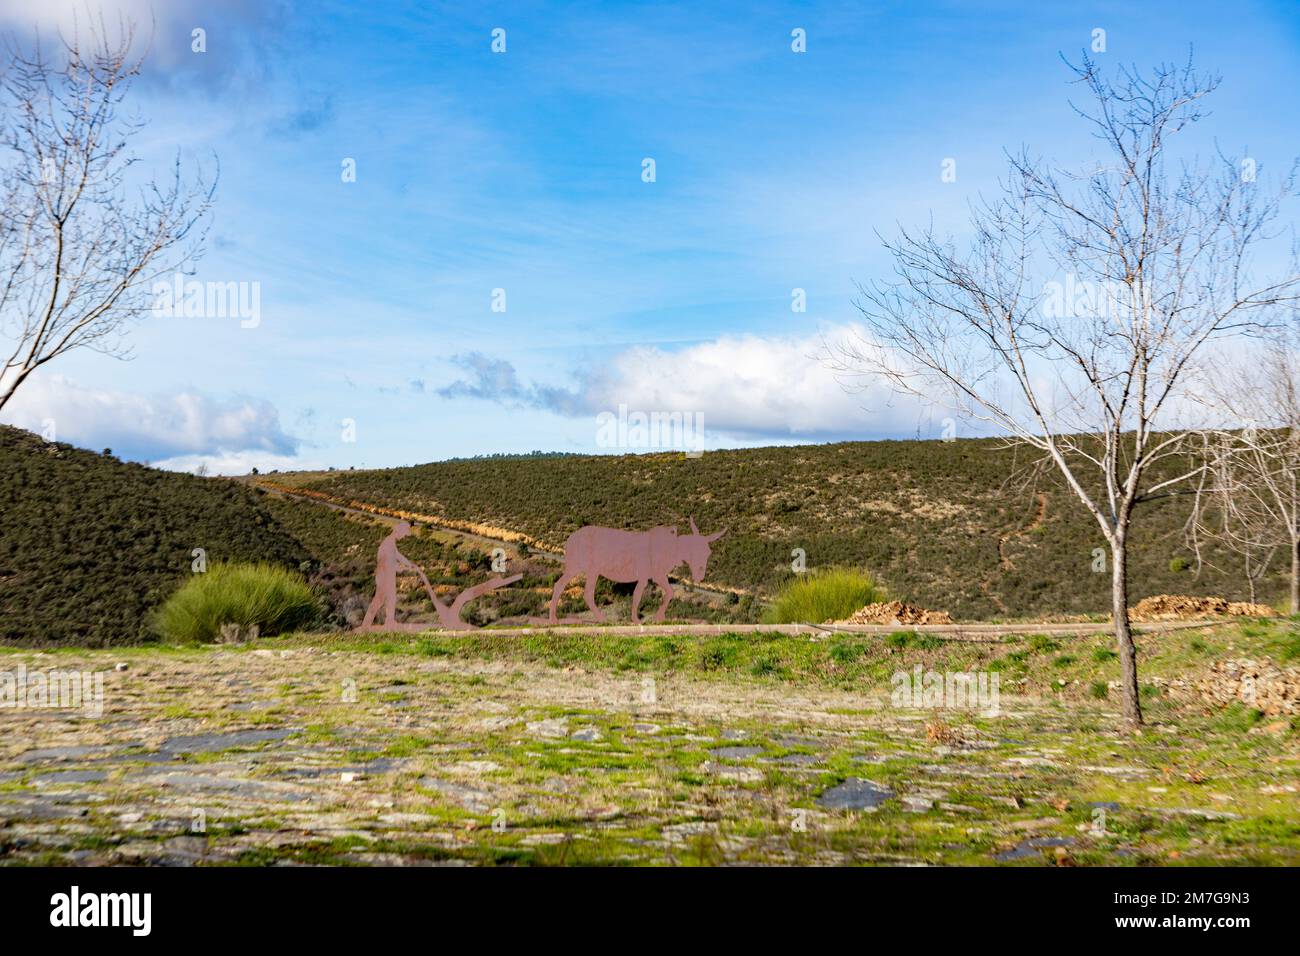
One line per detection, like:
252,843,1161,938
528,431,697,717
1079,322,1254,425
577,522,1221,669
357,521,520,632
543,516,725,625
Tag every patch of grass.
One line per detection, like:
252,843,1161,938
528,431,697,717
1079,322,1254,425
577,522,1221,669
1266,626,1300,662
382,734,435,757
830,641,869,663
150,562,322,643
885,630,943,650
1089,680,1109,699
762,568,885,624
1213,701,1265,734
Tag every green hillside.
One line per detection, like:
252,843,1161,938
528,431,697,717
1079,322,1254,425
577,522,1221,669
263,438,1267,620
0,425,310,646
1,426,1275,645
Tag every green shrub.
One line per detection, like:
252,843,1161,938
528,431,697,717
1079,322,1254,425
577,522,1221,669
763,568,886,624
1026,634,1059,653
830,640,869,663
1089,680,1109,699
150,563,322,643
1169,556,1190,573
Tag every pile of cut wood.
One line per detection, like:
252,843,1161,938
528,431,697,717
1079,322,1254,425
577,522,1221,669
1129,594,1273,622
831,600,953,626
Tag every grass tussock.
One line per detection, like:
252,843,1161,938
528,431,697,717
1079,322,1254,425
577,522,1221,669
150,562,322,643
762,568,885,624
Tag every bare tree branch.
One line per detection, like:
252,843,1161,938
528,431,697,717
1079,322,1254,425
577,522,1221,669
830,53,1300,727
0,21,214,411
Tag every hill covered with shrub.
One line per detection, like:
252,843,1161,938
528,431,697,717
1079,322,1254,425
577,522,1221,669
1,424,1272,643
262,438,1263,620
0,426,309,646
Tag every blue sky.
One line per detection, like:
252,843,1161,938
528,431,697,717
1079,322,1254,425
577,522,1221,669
3,0,1299,472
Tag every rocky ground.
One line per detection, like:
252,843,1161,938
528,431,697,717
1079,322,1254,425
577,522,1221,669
2,622,1298,865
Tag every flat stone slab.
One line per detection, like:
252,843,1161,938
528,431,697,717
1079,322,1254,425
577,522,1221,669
768,754,820,766
993,836,1075,861
33,770,108,786
816,777,896,811
15,745,109,764
418,777,493,813
525,718,568,739
126,770,311,802
278,758,404,780
714,766,764,783
0,796,93,820
91,751,178,765
709,746,764,760
159,728,297,755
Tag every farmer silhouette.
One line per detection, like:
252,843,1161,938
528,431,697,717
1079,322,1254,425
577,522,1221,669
362,521,432,628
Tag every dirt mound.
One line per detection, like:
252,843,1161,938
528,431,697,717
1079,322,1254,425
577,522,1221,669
833,600,953,626
1130,595,1274,622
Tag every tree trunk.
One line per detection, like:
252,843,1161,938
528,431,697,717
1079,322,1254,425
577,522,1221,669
1291,537,1299,616
1111,540,1143,727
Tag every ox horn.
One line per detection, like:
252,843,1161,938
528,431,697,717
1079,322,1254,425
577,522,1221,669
689,515,700,536
705,527,727,543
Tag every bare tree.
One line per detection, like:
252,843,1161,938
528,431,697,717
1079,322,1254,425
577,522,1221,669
0,22,213,411
1189,331,1300,610
833,55,1300,727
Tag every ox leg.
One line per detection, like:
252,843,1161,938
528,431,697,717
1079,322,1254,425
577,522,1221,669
583,573,605,622
652,575,674,622
630,578,647,625
549,569,576,623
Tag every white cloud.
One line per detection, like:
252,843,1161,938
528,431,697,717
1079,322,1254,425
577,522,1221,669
440,324,945,441
1,0,290,87
151,449,325,477
585,328,921,439
0,373,300,464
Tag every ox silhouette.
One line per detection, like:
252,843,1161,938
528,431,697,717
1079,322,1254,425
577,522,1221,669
548,517,726,624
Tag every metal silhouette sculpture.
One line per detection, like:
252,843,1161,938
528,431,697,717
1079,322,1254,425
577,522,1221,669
358,521,521,632
543,516,725,625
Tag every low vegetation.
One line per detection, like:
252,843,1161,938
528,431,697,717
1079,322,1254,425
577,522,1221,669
0,423,1281,645
261,437,1267,621
0,426,309,646
763,567,884,624
150,562,323,643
